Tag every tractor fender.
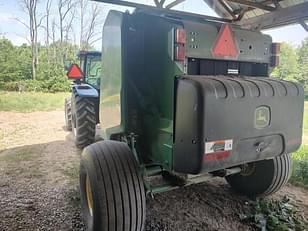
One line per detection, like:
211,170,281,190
72,83,99,98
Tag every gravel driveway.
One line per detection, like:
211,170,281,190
0,110,307,230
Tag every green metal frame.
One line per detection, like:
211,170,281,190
99,9,275,193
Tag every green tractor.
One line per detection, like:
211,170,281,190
65,51,102,148
70,1,304,230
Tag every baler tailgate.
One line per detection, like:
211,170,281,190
174,75,304,174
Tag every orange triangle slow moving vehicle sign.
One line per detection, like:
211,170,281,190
212,24,239,59
67,64,85,79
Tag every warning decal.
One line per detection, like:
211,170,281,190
205,139,233,154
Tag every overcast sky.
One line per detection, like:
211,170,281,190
0,0,307,49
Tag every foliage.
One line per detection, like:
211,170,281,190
297,38,308,95
0,79,71,93
290,145,308,188
0,38,32,81
240,197,308,231
271,43,299,81
271,40,308,96
0,91,69,112
303,102,308,135
0,38,78,92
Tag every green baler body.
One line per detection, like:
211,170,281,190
99,10,303,174
100,11,185,170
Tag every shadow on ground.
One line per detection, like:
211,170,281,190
0,140,258,231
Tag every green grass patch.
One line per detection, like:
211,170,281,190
0,91,69,112
290,145,308,188
303,102,308,137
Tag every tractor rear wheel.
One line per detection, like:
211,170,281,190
226,154,291,197
71,93,96,148
64,97,72,131
80,141,146,231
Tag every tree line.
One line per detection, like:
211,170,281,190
0,0,103,92
271,38,308,96
0,0,307,94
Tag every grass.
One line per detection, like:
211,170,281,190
0,91,69,112
289,102,308,188
303,102,308,137
290,145,308,188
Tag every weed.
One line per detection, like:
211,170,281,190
240,197,308,231
290,145,308,188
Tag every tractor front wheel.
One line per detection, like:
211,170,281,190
64,97,72,131
71,93,96,148
80,141,146,231
226,154,291,198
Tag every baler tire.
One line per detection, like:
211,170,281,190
225,154,291,198
71,93,96,148
64,97,72,131
80,141,146,231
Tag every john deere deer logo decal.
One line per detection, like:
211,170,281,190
255,106,270,128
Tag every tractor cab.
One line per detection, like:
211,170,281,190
77,51,102,89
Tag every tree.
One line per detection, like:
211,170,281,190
83,3,102,49
58,0,76,44
44,0,52,47
271,43,299,81
297,38,308,93
18,0,45,80
58,0,77,64
78,0,103,49
0,38,32,82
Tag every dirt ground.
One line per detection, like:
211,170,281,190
0,110,307,231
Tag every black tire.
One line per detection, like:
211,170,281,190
80,140,146,231
226,154,291,197
71,93,96,148
64,97,72,131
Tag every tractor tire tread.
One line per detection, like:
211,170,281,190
72,93,96,148
64,97,72,131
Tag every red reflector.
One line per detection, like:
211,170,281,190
175,45,185,61
212,24,239,59
67,64,84,79
175,28,186,44
203,151,231,161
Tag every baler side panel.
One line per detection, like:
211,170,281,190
100,11,124,139
123,13,182,169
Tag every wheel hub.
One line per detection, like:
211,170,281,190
86,174,94,217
